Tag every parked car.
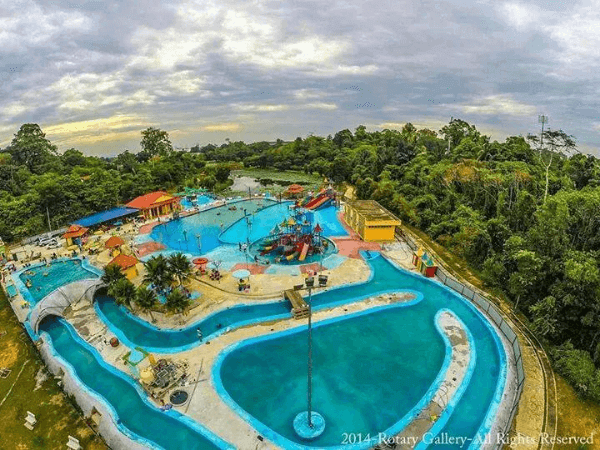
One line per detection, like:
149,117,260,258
38,237,58,247
46,239,61,249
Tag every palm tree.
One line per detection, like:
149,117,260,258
108,278,136,309
135,286,158,322
165,289,191,321
143,255,174,293
168,253,192,286
101,263,125,286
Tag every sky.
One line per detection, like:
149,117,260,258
1,0,599,156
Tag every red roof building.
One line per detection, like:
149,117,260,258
126,191,181,219
63,224,88,240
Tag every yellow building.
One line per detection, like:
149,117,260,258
343,200,401,242
108,254,139,280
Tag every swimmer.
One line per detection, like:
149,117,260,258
196,328,203,340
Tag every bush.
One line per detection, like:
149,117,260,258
551,343,600,400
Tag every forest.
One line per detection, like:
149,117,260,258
2,120,600,401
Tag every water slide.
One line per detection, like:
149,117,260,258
304,193,331,210
286,251,299,261
298,243,309,261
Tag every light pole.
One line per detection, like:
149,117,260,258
293,271,325,439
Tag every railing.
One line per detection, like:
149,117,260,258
400,232,525,447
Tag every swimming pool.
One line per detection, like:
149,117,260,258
150,199,347,257
18,259,100,305
214,259,506,449
93,254,506,448
39,316,231,450
180,195,214,210
150,198,274,254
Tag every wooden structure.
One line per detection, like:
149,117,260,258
108,254,139,280
284,289,309,319
126,191,181,220
343,200,401,242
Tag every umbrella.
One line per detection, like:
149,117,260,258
232,269,251,279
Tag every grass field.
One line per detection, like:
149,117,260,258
0,289,107,450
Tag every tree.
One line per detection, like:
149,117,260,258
528,129,576,202
143,255,174,293
101,264,126,286
168,252,192,286
140,127,173,157
135,286,158,322
214,165,231,183
9,124,57,173
165,289,191,320
108,278,136,309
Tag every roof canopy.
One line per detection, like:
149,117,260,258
126,191,179,210
75,207,139,228
105,236,125,248
63,224,88,239
108,254,138,270
287,184,304,193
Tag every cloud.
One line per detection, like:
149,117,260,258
498,2,543,30
456,95,536,117
201,123,241,132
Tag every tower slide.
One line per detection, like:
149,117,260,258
304,193,331,210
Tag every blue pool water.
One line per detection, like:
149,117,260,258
39,317,227,450
94,255,505,448
150,198,274,254
6,284,17,297
219,203,347,245
19,259,98,305
181,195,214,210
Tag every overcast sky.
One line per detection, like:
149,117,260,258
1,0,599,156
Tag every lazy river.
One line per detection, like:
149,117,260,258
93,254,506,449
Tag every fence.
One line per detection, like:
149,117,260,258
401,233,525,446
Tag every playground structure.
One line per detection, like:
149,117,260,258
296,186,336,210
252,209,331,264
412,247,438,277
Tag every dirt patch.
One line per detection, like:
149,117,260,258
0,339,20,368
48,393,65,406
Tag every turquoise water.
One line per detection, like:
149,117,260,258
220,306,446,448
150,199,274,254
94,255,504,448
219,203,347,245
181,195,214,210
19,260,98,304
6,284,17,297
39,317,225,450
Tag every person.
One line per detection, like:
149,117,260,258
254,255,258,263
196,328,203,340
238,242,242,251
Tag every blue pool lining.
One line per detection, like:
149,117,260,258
381,255,509,449
211,300,477,450
217,200,294,244
92,251,384,354
40,317,234,450
414,309,477,450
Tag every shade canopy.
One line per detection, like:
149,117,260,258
232,269,251,279
63,224,88,239
74,207,139,228
105,236,125,248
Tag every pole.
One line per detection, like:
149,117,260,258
307,286,313,427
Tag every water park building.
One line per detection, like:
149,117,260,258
343,200,401,241
126,191,181,220
108,253,139,280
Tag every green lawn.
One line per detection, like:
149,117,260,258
0,289,107,450
227,168,323,197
